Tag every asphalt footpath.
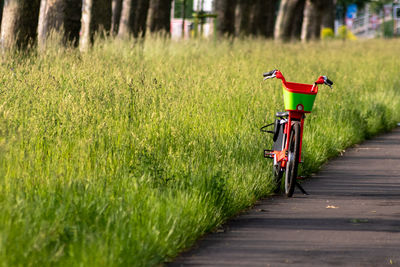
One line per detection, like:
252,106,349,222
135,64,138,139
169,127,400,266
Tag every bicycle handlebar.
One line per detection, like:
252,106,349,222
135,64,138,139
263,69,277,80
263,69,333,88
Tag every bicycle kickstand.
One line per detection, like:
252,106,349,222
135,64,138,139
295,182,309,195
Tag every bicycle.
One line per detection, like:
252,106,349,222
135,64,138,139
261,70,333,197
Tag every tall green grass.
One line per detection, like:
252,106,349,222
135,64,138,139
0,38,399,266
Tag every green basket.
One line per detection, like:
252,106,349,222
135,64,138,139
282,83,317,113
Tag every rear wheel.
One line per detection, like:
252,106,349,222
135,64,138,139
273,164,283,193
285,122,300,197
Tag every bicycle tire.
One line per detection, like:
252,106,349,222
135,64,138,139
285,122,300,197
273,164,283,193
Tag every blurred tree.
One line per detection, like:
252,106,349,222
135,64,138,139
255,0,277,38
290,0,305,40
118,0,149,38
147,0,172,34
214,0,237,37
321,0,335,30
301,0,323,41
79,0,111,51
240,0,276,38
37,0,82,50
118,0,133,38
79,0,92,51
174,0,193,19
274,0,304,41
92,0,112,34
370,0,393,13
0,1,3,30
132,0,150,37
119,0,148,38
235,0,252,37
1,0,41,49
111,0,122,35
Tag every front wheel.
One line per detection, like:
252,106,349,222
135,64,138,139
285,122,300,197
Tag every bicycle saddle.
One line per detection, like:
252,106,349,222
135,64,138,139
276,111,289,118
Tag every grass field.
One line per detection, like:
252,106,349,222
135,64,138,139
1,38,400,266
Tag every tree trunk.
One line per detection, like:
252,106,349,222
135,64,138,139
37,0,48,49
79,0,111,51
321,0,335,30
1,0,41,49
91,0,111,34
0,0,4,31
255,0,277,38
246,0,276,38
118,0,132,38
147,0,172,34
214,0,236,37
111,0,122,35
64,0,82,44
79,0,92,51
37,0,81,49
235,0,252,37
132,0,149,37
274,0,302,41
37,0,65,50
301,0,323,42
118,0,149,38
290,0,305,40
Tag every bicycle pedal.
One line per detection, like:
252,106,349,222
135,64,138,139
264,149,274,158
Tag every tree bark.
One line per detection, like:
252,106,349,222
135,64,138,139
132,0,149,37
274,0,302,41
111,0,122,35
38,0,64,49
37,0,48,49
79,0,92,51
79,0,111,51
256,0,277,38
37,0,81,49
91,0,111,35
37,0,82,50
64,0,82,44
301,0,323,42
321,0,335,30
214,0,236,37
235,0,252,37
118,0,149,38
118,0,132,38
290,0,305,40
0,0,4,31
246,0,276,38
147,0,172,34
1,0,41,49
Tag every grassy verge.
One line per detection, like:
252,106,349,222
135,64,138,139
0,38,399,266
